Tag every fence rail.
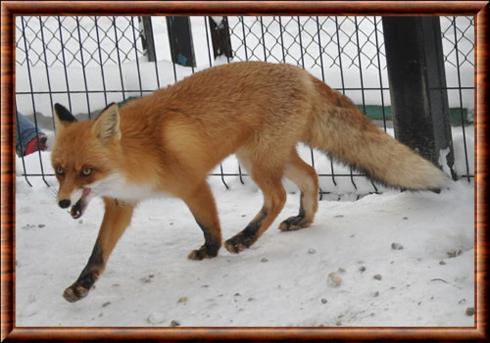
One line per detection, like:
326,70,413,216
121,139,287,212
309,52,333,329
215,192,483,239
15,15,475,199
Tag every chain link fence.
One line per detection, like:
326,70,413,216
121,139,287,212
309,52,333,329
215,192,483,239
16,16,147,68
228,16,387,72
16,16,474,79
228,16,474,70
15,15,474,198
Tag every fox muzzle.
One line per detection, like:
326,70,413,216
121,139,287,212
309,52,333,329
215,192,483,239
59,199,71,208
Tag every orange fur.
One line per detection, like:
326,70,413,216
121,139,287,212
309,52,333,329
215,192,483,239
51,61,449,302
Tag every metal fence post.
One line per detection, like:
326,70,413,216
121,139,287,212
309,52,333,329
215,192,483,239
382,17,456,178
208,16,233,60
139,17,156,62
166,16,196,67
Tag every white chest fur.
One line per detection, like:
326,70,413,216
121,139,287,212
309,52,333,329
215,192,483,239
90,172,167,202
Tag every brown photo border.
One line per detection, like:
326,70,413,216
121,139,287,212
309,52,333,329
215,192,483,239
1,1,488,341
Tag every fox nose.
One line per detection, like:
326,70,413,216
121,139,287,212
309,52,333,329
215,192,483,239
59,199,71,208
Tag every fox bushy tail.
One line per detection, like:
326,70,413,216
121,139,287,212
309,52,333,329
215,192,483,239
306,83,449,191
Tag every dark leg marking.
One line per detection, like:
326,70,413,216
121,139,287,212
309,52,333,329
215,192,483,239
188,220,221,260
225,209,268,253
63,242,104,303
279,192,309,231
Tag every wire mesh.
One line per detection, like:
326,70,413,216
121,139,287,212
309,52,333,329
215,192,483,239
15,15,475,198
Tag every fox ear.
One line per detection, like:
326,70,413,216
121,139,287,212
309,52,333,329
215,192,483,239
92,103,121,143
53,103,77,132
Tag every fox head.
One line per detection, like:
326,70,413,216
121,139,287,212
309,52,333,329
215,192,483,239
51,103,122,218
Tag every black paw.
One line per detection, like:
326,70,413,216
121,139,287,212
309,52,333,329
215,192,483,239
63,284,90,303
188,244,219,260
279,215,309,231
63,267,100,303
224,233,256,254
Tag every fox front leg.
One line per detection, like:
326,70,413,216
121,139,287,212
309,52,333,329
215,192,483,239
182,182,222,260
63,198,134,302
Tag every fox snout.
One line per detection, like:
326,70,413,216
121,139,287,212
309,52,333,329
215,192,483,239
58,199,71,208
56,182,81,213
57,185,77,207
56,185,93,219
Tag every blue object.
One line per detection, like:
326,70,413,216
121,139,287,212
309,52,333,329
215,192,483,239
15,111,40,157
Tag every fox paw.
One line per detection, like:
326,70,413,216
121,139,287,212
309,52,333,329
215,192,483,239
63,284,89,303
188,245,219,260
224,233,255,254
279,215,309,232
224,240,248,254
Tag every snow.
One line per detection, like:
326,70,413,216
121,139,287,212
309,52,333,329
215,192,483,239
15,176,475,327
15,143,474,327
14,15,475,327
210,16,225,27
438,147,452,176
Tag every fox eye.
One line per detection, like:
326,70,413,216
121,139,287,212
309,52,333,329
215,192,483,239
81,167,92,177
55,166,64,175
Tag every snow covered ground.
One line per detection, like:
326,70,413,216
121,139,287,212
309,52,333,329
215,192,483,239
14,15,475,327
15,146,474,327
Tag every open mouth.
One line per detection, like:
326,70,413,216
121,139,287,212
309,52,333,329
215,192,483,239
70,188,91,219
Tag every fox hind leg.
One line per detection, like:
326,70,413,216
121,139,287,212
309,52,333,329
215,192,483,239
279,151,319,231
225,164,286,253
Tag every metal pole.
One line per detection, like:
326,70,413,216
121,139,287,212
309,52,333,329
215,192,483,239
382,16,455,178
208,16,233,60
166,16,196,67
139,17,156,62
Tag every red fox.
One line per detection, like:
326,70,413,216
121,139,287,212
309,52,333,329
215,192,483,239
51,61,448,302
